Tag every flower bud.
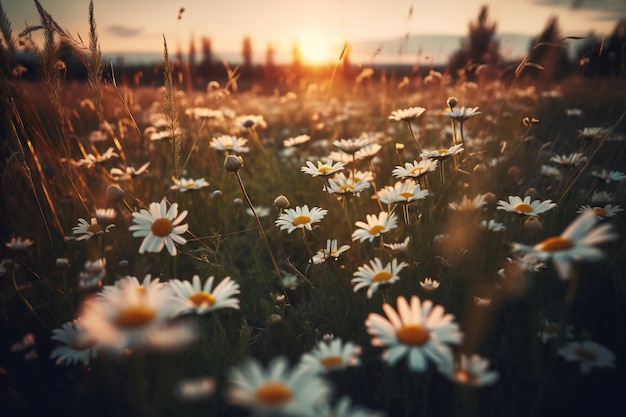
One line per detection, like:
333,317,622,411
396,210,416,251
447,96,458,109
224,155,244,172
106,184,125,205
273,195,290,210
524,216,543,237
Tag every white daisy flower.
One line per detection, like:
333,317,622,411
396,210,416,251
365,295,463,372
170,177,210,192
311,239,350,264
74,147,119,167
78,258,107,290
383,236,411,253
235,114,267,131
298,338,362,374
537,319,574,343
282,274,300,290
210,135,250,153
325,175,371,196
389,106,426,122
65,217,115,241
227,356,330,416
283,134,311,147
442,106,481,122
333,138,370,154
275,205,327,234
591,191,615,204
577,204,623,219
440,354,499,386
109,162,150,181
578,127,607,140
301,160,345,177
175,377,216,400
497,195,556,216
419,277,440,292
540,165,562,179
392,159,439,179
50,320,99,366
448,194,487,212
351,212,398,242
480,219,506,232
591,169,626,183
420,144,464,160
511,211,618,280
549,153,587,166
351,258,408,298
377,180,429,205
5,237,34,250
95,208,117,225
558,340,616,374
168,275,240,316
354,143,383,161
129,198,189,256
318,396,384,417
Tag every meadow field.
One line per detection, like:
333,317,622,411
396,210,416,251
1,2,625,417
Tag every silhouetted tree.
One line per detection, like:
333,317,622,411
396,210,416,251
524,16,571,85
188,33,196,69
242,36,253,70
264,42,275,79
447,5,502,80
576,19,626,78
200,36,213,69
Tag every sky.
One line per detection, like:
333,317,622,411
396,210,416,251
4,0,625,64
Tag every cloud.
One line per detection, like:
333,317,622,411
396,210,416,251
531,0,626,18
106,25,144,38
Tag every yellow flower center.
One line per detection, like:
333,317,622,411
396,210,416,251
410,166,424,174
320,355,344,369
70,334,98,351
186,182,197,188
513,203,533,213
543,323,557,334
538,236,574,252
438,149,449,154
87,223,103,234
454,369,478,384
339,183,355,191
592,207,607,216
151,218,173,237
255,382,293,405
399,192,414,200
318,166,332,174
292,215,311,226
224,140,233,148
116,305,157,328
372,271,393,283
188,291,215,306
369,225,385,235
574,347,597,361
396,324,430,346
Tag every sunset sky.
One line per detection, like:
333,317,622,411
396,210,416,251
5,0,625,64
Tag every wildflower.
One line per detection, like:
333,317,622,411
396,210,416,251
540,165,562,179
383,236,410,253
235,114,267,131
319,396,383,417
301,160,345,177
95,208,116,225
511,211,618,280
79,275,195,353
168,275,240,316
246,206,271,218
282,274,300,290
448,194,487,212
377,180,429,205
275,205,328,234
549,153,587,166
333,138,370,155
50,320,99,366
227,356,330,416
74,147,119,167
441,354,499,386
326,174,370,196
109,162,150,181
388,106,426,122
420,144,464,160
298,338,362,374
10,333,35,352
355,143,383,161
392,159,439,179
537,319,574,343
129,198,189,256
473,296,491,307
170,177,210,192
497,196,556,216
176,377,216,400
365,295,463,372
591,169,626,184
591,191,615,204
577,204,623,219
419,277,440,292
283,134,311,147
210,135,250,153
5,237,34,250
351,258,408,298
558,340,616,374
578,127,607,140
443,106,481,122
351,212,398,242
65,217,115,241
78,258,107,290
480,219,506,232
311,239,350,264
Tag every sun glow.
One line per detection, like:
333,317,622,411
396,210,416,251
297,32,334,65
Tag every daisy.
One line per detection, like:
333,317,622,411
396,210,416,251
365,295,463,372
351,212,398,242
511,211,618,280
383,236,410,253
354,143,383,161
549,153,587,166
389,106,426,122
420,144,464,161
392,159,439,179
298,338,362,374
283,134,311,147
168,275,240,316
176,377,216,400
497,195,556,216
65,217,115,241
78,258,107,290
79,275,195,353
591,191,615,204
448,194,487,212
326,175,371,196
95,208,117,225
301,160,345,177
227,356,330,417
5,237,34,250
537,319,574,343
591,169,626,184
377,180,429,205
235,114,267,131
333,138,370,155
480,219,506,232
419,277,440,292
558,340,616,374
50,320,99,366
540,165,562,179
275,205,328,234
311,239,350,264
74,147,119,167
109,162,150,181
578,127,607,140
351,258,408,298
442,106,481,122
282,274,300,290
246,206,272,218
170,177,210,192
319,396,383,417
441,354,499,386
577,204,623,219
210,135,250,153
129,198,189,256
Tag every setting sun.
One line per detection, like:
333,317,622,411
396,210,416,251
297,32,336,65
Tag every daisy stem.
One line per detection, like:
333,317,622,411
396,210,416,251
369,160,384,212
451,119,457,145
11,263,50,331
405,121,422,155
301,228,321,283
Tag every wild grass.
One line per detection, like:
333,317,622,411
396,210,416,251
1,2,625,417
